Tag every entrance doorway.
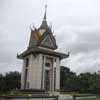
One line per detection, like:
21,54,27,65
45,70,50,91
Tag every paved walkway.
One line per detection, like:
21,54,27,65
58,94,73,100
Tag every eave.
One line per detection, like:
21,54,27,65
17,47,69,60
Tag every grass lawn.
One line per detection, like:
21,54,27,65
79,98,100,100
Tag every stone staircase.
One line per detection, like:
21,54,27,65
58,94,73,100
49,92,73,100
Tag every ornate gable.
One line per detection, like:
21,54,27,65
39,32,57,50
28,6,57,50
28,29,41,48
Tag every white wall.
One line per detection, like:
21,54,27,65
21,54,43,89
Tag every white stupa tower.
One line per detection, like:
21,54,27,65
17,6,69,92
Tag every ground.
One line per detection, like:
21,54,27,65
79,98,100,100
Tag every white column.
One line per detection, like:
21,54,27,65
52,58,55,91
56,57,60,91
21,60,26,89
42,55,45,89
28,54,33,89
29,54,37,89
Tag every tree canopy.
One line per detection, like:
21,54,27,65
60,66,100,94
0,71,21,92
0,67,100,94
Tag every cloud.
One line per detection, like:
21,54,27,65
56,25,100,73
0,0,100,74
70,50,100,73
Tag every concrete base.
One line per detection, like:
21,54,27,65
49,92,73,100
58,94,73,100
49,91,60,96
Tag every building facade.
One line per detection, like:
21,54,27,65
17,8,69,92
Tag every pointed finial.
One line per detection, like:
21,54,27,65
39,4,48,29
44,4,47,21
45,4,47,12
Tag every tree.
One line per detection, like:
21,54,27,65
60,66,100,94
5,71,21,90
0,71,21,92
60,66,79,92
78,72,100,94
0,74,6,91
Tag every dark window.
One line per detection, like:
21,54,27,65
55,58,56,62
45,62,50,67
24,69,28,89
54,68,56,90
27,82,29,89
26,58,29,67
45,70,50,91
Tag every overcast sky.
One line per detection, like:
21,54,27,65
0,0,100,74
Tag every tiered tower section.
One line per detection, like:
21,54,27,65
17,7,69,92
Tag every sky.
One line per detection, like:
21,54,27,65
0,0,100,74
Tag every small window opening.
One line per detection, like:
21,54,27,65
26,58,29,67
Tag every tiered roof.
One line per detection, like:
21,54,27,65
17,6,69,59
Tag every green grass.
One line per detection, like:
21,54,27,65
0,91,49,97
79,98,100,100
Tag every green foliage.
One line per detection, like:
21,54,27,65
60,66,100,94
79,98,100,100
0,67,100,95
78,72,100,94
0,71,21,92
60,66,80,92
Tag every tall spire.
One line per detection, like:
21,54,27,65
39,4,48,29
43,4,47,21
